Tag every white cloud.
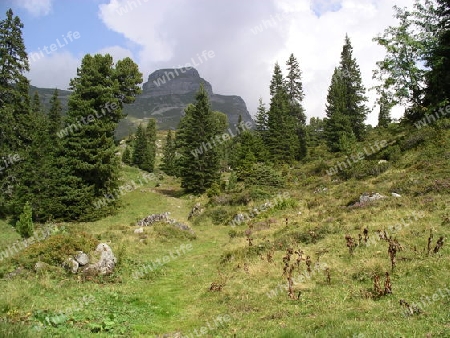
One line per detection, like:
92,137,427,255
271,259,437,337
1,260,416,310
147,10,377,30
96,0,412,126
27,51,79,90
96,45,134,61
13,0,52,17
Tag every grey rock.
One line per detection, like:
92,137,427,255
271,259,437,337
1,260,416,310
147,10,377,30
84,243,117,276
359,193,385,204
392,192,402,198
134,227,144,234
64,257,79,274
74,251,89,266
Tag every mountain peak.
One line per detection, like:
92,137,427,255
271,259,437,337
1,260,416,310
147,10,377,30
143,67,213,96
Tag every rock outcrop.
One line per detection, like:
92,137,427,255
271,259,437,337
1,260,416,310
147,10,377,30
116,68,253,138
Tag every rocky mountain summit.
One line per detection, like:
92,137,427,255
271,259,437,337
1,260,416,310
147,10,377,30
116,68,253,138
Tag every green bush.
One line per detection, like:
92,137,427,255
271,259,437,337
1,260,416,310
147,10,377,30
14,232,99,269
205,207,231,225
240,163,285,187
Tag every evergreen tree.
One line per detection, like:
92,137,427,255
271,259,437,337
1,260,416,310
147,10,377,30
122,146,132,165
145,118,157,172
0,9,32,215
338,35,368,140
306,117,326,148
285,53,307,159
255,98,268,134
160,129,177,176
424,0,450,110
58,54,142,220
132,124,153,172
177,84,221,194
266,87,298,163
270,62,284,96
0,9,31,152
324,68,355,152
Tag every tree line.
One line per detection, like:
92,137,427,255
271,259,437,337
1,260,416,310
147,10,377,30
0,0,448,225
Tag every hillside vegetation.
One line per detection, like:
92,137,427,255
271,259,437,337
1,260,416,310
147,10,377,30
0,124,449,337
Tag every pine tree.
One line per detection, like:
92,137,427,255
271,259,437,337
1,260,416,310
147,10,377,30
0,9,31,215
285,53,307,159
255,98,268,133
177,84,221,194
132,123,152,172
324,68,355,152
161,130,177,176
0,9,31,152
145,118,157,172
270,62,284,96
338,35,368,140
266,64,298,163
122,146,132,165
57,54,142,220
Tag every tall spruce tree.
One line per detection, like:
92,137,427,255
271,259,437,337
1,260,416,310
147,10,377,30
338,35,368,140
266,63,298,163
285,53,307,159
255,98,268,133
160,130,177,176
132,123,153,172
177,84,221,194
58,54,142,220
0,9,31,215
324,68,355,152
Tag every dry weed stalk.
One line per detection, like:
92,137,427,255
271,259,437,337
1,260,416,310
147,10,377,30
345,234,357,255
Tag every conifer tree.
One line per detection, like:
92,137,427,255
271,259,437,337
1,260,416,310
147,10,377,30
15,201,33,238
58,54,142,220
324,68,355,152
338,35,368,140
177,84,221,194
122,146,132,165
255,98,268,133
160,129,177,176
285,53,307,159
132,123,153,172
266,63,298,163
0,9,31,215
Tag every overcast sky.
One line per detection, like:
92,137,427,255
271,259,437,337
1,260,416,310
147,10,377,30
2,0,414,126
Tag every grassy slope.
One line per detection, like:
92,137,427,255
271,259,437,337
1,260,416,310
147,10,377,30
0,126,449,337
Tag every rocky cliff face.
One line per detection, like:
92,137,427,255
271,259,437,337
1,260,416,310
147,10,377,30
116,68,253,139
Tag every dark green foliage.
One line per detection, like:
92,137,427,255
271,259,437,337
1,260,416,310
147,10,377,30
132,121,155,172
176,84,223,194
57,54,142,220
285,53,307,159
48,89,62,138
424,0,450,111
306,117,326,147
338,35,368,140
0,9,31,214
240,163,284,187
255,98,268,135
324,68,356,152
15,201,33,238
160,130,177,176
231,130,268,176
122,146,132,165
